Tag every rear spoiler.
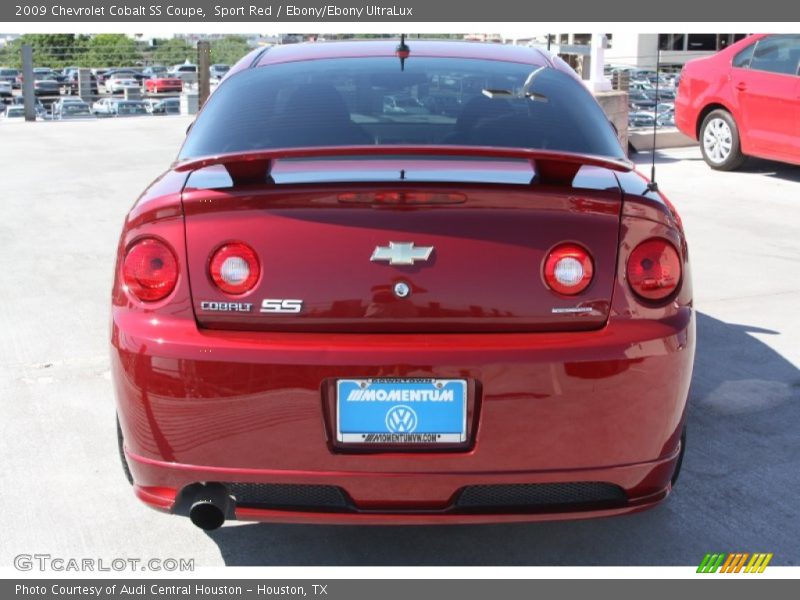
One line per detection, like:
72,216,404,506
173,145,634,187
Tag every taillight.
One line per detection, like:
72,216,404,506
209,242,260,295
543,244,594,295
122,238,178,302
626,238,681,301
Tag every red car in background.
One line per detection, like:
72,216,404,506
112,41,694,530
144,76,183,94
676,34,800,170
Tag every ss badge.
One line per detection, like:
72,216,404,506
260,299,304,314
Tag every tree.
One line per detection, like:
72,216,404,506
0,34,87,68
210,36,251,65
149,38,194,67
82,34,141,67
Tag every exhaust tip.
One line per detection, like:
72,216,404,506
180,483,232,530
189,501,226,531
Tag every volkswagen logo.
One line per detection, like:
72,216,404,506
385,405,418,433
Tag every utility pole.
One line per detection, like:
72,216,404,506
197,40,211,108
22,44,35,122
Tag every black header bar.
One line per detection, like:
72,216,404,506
2,0,798,22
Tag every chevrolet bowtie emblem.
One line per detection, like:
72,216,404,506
370,242,434,266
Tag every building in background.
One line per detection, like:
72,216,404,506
529,33,748,71
605,33,748,70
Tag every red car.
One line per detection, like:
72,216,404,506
112,41,694,530
144,76,183,94
676,34,800,170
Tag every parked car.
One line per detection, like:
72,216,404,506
144,76,183,94
142,65,168,79
104,68,146,83
142,98,158,113
111,40,693,531
114,100,149,116
92,68,110,85
54,101,95,120
628,91,657,110
11,95,47,118
642,88,676,102
628,111,657,128
52,96,84,115
653,101,675,114
2,103,47,120
168,62,198,82
149,97,181,115
92,97,119,115
0,68,20,88
0,80,11,98
628,81,653,92
32,73,60,96
676,33,800,169
33,67,65,83
105,74,140,94
658,111,676,127
64,70,99,95
209,63,230,81
1,105,28,120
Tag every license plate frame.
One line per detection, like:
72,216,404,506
336,378,468,445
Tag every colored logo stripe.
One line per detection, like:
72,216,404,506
745,553,773,573
697,553,773,573
697,553,725,573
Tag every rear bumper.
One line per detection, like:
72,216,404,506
112,308,694,524
674,94,699,140
128,449,678,524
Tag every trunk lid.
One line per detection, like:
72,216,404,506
182,158,622,333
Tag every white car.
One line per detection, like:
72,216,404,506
168,62,198,82
0,81,11,98
1,106,38,120
105,75,139,94
209,64,230,82
92,97,119,115
142,98,158,114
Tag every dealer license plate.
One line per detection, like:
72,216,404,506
336,378,467,444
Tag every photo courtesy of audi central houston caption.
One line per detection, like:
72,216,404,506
112,40,693,531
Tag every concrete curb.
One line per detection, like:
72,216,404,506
629,127,696,151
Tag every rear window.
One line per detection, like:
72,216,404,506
180,56,624,160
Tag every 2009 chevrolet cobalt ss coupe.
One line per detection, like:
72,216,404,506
112,41,694,530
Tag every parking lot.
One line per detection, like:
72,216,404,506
0,117,798,567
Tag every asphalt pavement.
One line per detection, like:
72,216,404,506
0,118,798,567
